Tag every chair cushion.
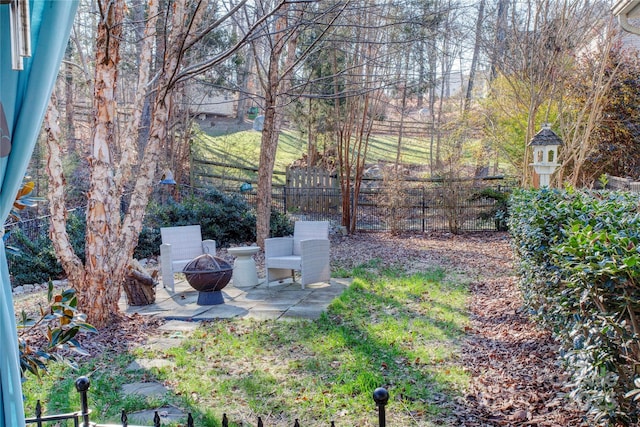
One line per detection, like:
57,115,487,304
172,259,193,272
267,255,302,270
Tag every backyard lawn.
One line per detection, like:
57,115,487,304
17,233,588,426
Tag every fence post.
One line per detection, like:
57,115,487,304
34,401,42,427
373,387,389,427
75,376,91,427
421,187,426,233
283,186,288,213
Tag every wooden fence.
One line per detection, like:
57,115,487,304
604,174,640,192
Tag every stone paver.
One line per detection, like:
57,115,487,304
158,320,202,333
143,337,184,351
120,277,350,324
124,405,186,425
126,358,175,372
122,381,168,398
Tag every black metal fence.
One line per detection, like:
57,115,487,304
25,377,390,427
237,182,511,233
5,179,511,258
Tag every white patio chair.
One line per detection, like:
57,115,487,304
264,220,330,289
160,225,216,292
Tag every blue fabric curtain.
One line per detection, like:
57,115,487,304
0,1,78,425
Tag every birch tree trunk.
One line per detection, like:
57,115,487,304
78,0,127,323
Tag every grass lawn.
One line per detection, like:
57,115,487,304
191,129,434,186
22,261,469,426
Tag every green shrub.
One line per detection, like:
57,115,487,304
472,187,511,231
8,210,86,286
134,188,293,258
509,188,640,425
8,229,64,285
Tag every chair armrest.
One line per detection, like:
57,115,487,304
299,239,331,286
300,239,330,270
160,242,172,263
202,239,216,255
265,237,294,258
299,239,330,259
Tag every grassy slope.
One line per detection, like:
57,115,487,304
191,129,434,186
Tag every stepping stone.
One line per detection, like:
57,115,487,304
126,358,175,372
144,337,184,351
282,305,326,320
158,320,201,333
124,404,186,425
191,304,247,320
244,309,285,320
121,381,168,398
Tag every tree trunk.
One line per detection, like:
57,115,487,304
255,4,300,247
80,0,127,326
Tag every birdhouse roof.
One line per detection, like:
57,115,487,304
529,126,563,147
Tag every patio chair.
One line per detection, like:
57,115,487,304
160,225,216,292
264,220,330,289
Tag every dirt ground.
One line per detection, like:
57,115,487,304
14,232,589,426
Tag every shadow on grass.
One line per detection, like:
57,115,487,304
157,267,470,426
22,265,468,427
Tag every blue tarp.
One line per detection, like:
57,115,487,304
0,1,78,425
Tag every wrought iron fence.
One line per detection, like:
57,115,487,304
236,182,511,233
25,377,390,427
4,179,511,272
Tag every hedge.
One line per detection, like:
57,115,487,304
509,188,640,425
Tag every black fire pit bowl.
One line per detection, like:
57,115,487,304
182,254,232,305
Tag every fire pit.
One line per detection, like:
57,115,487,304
182,254,232,305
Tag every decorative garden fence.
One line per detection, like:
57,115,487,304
25,377,390,427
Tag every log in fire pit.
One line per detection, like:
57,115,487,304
182,254,232,305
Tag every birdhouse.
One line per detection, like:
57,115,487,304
159,169,176,185
529,123,563,188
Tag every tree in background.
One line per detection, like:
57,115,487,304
481,0,612,186
578,46,640,182
243,0,343,246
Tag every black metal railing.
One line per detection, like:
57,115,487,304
25,377,390,427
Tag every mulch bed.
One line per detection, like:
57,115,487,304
330,232,590,425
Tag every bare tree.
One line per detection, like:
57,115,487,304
241,0,343,246
556,18,619,187
483,0,609,186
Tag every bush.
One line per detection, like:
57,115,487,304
7,228,64,285
509,188,640,425
472,187,511,231
8,210,86,286
134,188,293,258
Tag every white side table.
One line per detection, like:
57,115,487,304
227,246,260,288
